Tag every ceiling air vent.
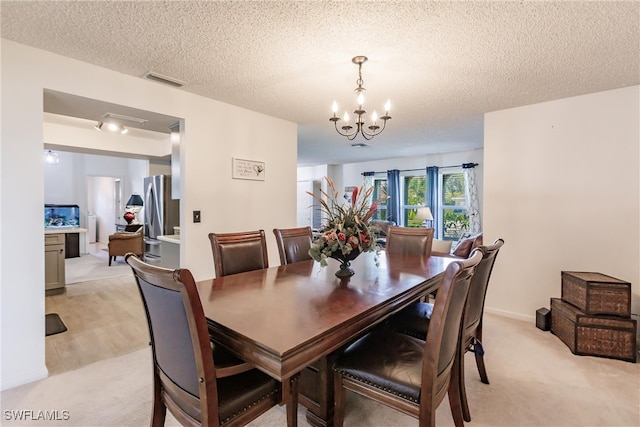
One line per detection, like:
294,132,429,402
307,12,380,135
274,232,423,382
143,72,186,87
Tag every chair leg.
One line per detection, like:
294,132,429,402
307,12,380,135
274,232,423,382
285,374,299,427
449,347,466,427
333,372,346,427
109,256,112,266
459,348,471,422
474,342,490,385
474,324,489,384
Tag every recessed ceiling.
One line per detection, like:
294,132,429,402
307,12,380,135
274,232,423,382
43,90,180,134
3,1,639,166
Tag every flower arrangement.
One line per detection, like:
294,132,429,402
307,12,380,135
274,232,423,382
308,177,379,268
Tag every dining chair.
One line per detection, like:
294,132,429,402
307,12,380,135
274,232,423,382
124,253,298,427
272,226,313,265
385,226,435,257
332,250,482,427
387,238,505,421
385,226,436,301
208,230,269,277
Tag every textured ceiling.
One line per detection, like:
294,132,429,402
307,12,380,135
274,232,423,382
2,1,639,166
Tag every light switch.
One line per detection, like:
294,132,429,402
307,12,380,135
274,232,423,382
193,210,201,223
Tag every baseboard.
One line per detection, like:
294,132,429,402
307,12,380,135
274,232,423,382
485,306,535,323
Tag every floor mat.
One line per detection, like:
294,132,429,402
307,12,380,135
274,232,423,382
46,313,67,336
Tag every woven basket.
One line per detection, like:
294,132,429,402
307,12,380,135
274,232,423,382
561,271,631,317
551,298,637,363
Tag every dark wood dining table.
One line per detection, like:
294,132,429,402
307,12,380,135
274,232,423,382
195,251,453,426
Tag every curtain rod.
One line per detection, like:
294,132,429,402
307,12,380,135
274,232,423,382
362,163,478,176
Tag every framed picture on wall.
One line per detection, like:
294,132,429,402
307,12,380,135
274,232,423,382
232,158,266,181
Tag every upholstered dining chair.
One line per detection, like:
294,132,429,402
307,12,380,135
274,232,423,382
385,226,435,257
387,238,505,421
332,250,482,427
124,253,297,427
208,230,269,277
273,226,313,265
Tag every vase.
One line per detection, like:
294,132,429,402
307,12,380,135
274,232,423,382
123,211,135,225
329,249,360,278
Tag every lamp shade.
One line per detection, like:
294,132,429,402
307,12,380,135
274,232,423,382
126,194,144,206
415,207,433,221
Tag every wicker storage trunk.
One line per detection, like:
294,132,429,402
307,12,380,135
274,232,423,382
561,271,631,317
551,298,637,363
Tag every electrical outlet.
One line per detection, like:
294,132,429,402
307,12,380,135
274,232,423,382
193,210,201,223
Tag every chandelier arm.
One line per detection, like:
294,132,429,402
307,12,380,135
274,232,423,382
360,119,387,139
333,120,358,138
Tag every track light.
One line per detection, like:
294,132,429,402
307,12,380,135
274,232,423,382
94,121,128,134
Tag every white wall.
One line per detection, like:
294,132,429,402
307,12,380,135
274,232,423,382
0,40,297,390
484,86,639,321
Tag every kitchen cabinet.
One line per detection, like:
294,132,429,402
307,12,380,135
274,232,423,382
45,233,65,295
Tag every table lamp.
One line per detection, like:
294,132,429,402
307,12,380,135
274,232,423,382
415,207,433,228
125,194,144,224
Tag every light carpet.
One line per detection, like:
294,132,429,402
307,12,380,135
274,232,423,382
65,251,131,284
1,313,638,426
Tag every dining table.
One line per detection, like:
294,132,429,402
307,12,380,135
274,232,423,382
195,251,454,427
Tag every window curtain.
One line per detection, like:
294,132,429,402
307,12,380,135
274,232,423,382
425,166,439,236
463,163,481,234
386,169,401,225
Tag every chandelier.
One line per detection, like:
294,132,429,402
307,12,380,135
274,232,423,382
330,56,391,141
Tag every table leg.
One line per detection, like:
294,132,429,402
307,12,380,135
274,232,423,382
299,353,338,427
283,373,300,427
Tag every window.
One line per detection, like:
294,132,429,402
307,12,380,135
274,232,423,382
402,175,426,227
441,171,469,240
372,179,387,220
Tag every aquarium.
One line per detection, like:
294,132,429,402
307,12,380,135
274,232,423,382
45,204,80,228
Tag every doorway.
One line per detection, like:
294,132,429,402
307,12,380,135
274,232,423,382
87,176,121,245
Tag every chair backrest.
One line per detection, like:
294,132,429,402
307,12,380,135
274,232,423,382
385,226,434,256
208,230,269,277
125,253,220,426
419,250,482,417
273,226,313,265
463,238,504,337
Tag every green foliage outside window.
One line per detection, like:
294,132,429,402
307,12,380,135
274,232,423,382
442,173,468,239
404,176,426,227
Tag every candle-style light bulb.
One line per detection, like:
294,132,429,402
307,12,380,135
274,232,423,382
332,100,338,116
371,111,378,124
357,93,365,107
343,112,350,123
384,99,391,114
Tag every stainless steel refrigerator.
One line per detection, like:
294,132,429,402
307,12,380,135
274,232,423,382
143,175,180,258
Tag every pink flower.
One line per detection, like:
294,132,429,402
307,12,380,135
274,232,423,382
337,232,346,241
359,231,371,247
351,187,359,207
324,230,337,242
348,235,359,249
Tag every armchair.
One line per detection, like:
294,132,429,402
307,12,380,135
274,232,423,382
108,225,144,266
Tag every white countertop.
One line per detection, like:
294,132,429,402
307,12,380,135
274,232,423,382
157,234,180,244
45,227,88,234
